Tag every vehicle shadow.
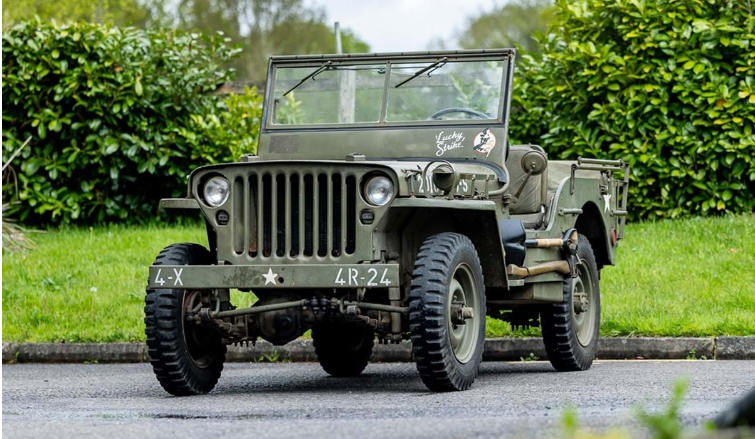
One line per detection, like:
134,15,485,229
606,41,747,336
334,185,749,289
211,361,556,396
214,370,429,395
478,361,556,375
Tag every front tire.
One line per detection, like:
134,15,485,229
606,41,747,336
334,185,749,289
409,233,486,392
144,243,226,396
540,234,601,371
312,322,374,377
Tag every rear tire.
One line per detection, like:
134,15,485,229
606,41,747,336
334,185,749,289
144,243,226,396
312,322,374,377
409,233,486,392
540,234,601,371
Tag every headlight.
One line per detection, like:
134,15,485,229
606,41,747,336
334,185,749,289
203,176,230,207
363,175,394,206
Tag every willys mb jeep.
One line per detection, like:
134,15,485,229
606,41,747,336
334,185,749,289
145,48,630,394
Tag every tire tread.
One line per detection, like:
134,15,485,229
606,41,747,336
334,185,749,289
312,323,374,377
409,233,485,392
144,243,226,396
540,234,600,372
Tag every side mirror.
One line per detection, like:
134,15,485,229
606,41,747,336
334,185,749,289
513,150,548,200
520,150,547,176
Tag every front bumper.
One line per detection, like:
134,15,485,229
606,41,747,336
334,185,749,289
147,263,400,289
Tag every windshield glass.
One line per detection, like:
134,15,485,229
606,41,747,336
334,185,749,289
387,60,504,122
273,63,385,124
270,56,507,126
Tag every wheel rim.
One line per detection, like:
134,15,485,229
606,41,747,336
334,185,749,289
572,259,596,347
446,263,480,364
182,291,215,369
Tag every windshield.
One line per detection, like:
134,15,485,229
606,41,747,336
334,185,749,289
269,56,508,127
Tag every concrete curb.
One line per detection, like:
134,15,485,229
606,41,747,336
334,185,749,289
4,337,752,364
716,337,755,360
2,342,148,363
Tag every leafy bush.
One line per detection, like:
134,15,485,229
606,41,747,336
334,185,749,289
187,86,263,164
2,19,261,224
510,0,755,218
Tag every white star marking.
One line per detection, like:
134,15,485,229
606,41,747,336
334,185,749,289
603,193,612,213
262,268,278,285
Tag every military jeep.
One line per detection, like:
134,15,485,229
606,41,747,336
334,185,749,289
145,48,629,394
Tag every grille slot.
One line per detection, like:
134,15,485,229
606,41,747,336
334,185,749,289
275,174,286,257
232,177,244,255
289,175,300,257
346,176,357,254
332,174,342,257
246,170,356,259
248,175,258,257
304,174,314,256
261,174,273,257
317,174,328,257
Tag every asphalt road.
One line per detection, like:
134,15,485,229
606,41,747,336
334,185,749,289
3,360,754,439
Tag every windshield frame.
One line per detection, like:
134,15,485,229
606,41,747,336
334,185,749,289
262,49,516,131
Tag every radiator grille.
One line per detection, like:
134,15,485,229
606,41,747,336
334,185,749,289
235,171,357,259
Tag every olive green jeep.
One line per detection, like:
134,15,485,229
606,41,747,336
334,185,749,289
145,48,629,395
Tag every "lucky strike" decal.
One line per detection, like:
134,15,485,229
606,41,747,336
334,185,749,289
435,131,465,157
434,129,496,158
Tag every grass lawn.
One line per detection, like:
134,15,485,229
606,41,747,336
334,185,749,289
2,215,754,342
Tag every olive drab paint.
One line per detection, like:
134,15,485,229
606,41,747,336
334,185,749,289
155,49,627,293
147,49,629,392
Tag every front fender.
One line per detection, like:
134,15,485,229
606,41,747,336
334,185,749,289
379,199,509,288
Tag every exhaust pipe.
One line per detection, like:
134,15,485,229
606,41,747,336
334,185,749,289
525,229,579,251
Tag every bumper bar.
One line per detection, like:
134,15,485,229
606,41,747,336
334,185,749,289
148,264,400,289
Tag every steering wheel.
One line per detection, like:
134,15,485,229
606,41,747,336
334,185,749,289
429,107,489,120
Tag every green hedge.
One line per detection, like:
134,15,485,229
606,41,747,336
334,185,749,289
2,20,261,224
510,0,755,218
5,3,755,225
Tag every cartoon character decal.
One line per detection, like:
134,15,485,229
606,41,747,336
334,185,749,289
473,128,496,158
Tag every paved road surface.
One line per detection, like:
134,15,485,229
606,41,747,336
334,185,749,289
3,361,754,439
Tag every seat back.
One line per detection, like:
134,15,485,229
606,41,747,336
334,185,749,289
504,144,548,215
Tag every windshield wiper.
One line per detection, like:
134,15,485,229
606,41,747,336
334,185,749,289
394,57,448,89
282,60,333,97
